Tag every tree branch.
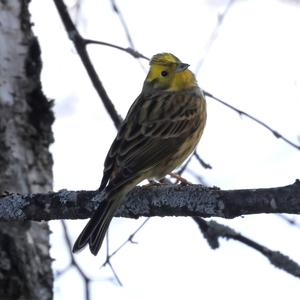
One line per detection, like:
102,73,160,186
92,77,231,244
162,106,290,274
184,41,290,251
85,39,149,60
0,180,299,221
53,0,122,129
60,220,91,300
110,0,135,50
195,0,235,73
193,217,300,278
204,91,300,151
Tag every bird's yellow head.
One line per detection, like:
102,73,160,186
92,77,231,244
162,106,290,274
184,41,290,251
144,53,197,92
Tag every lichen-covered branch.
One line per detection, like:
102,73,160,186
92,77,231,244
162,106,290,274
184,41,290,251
0,180,299,222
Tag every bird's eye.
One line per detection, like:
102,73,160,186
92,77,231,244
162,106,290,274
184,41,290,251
161,70,168,77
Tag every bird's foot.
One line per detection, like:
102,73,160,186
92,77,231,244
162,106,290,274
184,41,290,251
169,173,192,185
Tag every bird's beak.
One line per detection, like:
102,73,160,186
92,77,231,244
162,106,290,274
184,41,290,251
176,63,190,73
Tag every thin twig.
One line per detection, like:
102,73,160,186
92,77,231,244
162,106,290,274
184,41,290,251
110,0,147,71
85,39,149,60
277,214,300,228
177,156,193,176
110,0,135,49
204,90,300,151
110,218,149,258
193,217,300,279
178,151,212,176
61,221,91,300
106,260,123,286
102,227,123,286
195,0,235,74
101,218,150,270
100,218,150,285
194,151,212,169
53,0,122,129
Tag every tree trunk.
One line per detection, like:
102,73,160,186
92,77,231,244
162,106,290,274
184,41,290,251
0,1,54,299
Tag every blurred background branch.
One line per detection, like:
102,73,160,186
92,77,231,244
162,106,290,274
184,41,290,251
193,217,300,278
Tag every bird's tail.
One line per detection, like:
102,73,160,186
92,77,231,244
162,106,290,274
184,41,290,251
72,188,126,256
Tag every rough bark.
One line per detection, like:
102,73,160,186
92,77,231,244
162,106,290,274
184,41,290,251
0,1,54,299
0,181,299,221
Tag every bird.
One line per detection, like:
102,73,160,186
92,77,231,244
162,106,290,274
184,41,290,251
72,53,207,255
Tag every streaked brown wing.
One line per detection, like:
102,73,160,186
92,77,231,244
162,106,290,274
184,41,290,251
99,93,146,190
99,90,203,191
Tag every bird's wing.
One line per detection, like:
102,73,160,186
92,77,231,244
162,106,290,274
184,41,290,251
99,90,205,191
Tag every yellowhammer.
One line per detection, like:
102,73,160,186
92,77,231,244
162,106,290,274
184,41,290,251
73,53,207,255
